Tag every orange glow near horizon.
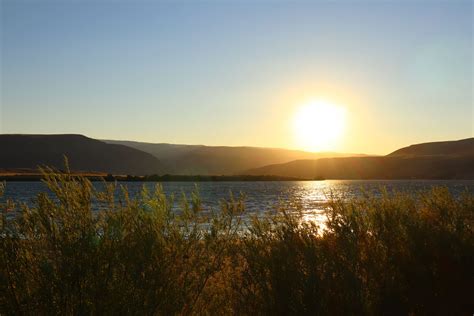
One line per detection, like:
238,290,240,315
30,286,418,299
293,100,346,152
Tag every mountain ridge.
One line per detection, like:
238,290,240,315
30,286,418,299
243,138,474,179
388,138,474,157
104,139,368,175
0,134,164,175
1,134,472,179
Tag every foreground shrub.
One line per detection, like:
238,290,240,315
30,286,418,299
234,189,473,315
0,169,243,315
1,169,473,315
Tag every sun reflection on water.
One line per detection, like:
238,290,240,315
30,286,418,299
3,180,473,230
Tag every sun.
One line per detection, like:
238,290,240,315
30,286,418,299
293,100,346,151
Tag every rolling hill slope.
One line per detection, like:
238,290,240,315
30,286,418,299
243,138,474,179
388,138,474,157
3,135,471,178
104,140,367,175
0,134,164,175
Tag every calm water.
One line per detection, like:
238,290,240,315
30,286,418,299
2,180,473,219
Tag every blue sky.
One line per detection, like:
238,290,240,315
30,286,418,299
1,0,472,154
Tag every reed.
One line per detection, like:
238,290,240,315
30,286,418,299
1,167,473,315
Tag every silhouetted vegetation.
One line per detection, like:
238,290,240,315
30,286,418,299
1,168,473,314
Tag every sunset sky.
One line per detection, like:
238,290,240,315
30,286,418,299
1,0,472,154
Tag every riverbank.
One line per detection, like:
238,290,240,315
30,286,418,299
0,169,306,181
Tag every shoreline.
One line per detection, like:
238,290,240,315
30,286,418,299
0,174,311,182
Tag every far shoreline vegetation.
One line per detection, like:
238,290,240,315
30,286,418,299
2,170,473,182
1,168,473,314
0,170,309,182
3,170,474,182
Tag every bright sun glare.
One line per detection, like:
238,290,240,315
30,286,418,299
293,100,346,152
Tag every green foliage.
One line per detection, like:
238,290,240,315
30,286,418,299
1,168,473,315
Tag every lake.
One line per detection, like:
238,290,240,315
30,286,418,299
2,180,473,220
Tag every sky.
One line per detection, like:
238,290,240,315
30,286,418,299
1,0,472,155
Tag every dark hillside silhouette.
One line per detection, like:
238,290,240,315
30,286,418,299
105,140,367,175
1,135,472,178
244,138,474,179
0,134,164,175
388,138,474,157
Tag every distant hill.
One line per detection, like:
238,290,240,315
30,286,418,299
243,138,474,179
3,135,471,178
0,134,164,175
388,138,474,157
104,140,367,175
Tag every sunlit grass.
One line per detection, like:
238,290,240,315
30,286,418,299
1,167,473,314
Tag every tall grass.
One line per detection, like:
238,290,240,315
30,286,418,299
1,168,473,315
